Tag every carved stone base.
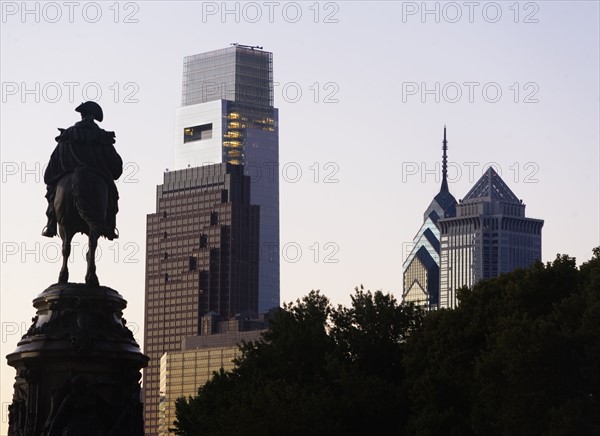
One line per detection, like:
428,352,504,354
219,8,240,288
6,283,149,436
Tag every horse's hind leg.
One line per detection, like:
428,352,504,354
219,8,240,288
58,227,74,283
85,230,100,287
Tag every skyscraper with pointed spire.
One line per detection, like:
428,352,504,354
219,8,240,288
438,167,544,309
402,127,457,308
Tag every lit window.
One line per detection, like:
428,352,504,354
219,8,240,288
184,124,213,143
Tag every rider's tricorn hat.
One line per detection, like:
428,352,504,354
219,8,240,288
75,101,103,122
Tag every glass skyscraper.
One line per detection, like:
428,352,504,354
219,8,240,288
403,127,457,309
143,45,280,435
174,45,279,313
438,167,544,309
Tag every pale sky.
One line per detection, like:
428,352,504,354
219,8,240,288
1,1,599,431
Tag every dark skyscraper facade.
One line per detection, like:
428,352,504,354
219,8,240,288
143,163,259,435
438,167,544,309
403,128,457,308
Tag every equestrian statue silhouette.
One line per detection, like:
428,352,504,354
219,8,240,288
43,102,123,286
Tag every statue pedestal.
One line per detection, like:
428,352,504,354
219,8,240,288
6,283,148,436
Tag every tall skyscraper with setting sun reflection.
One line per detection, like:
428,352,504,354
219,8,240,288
143,45,280,436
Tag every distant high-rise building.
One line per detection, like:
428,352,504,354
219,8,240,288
158,312,271,434
174,45,280,313
438,167,544,309
403,127,457,308
143,163,259,435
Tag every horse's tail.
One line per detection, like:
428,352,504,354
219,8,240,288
72,168,113,238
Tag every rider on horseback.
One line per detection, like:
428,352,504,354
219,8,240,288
42,101,122,240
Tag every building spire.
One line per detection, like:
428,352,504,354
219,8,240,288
440,125,449,192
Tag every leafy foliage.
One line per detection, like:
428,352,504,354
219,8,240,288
404,251,600,436
174,249,600,436
173,289,422,435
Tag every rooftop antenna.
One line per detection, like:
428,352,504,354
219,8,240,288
230,43,264,50
440,125,449,193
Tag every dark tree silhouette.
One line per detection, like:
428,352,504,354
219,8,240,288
173,289,423,435
174,249,600,436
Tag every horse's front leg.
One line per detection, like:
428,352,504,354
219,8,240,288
85,231,100,287
58,228,73,283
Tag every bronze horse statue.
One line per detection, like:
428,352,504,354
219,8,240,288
43,102,122,286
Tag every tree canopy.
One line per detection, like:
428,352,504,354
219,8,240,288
174,249,600,436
